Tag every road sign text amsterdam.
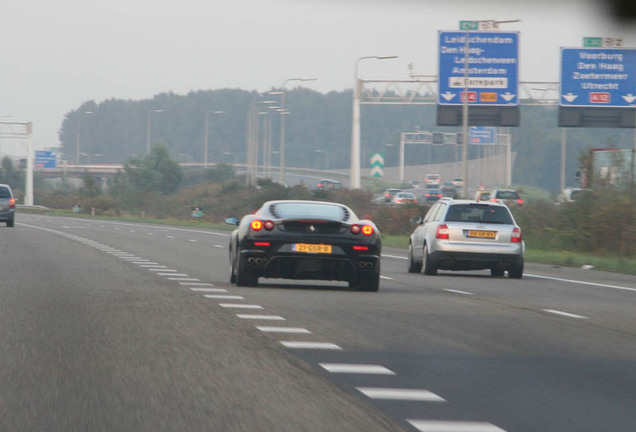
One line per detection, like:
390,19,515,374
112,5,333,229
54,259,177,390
560,48,636,107
438,31,519,106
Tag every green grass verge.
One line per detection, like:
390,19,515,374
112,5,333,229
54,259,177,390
21,210,636,275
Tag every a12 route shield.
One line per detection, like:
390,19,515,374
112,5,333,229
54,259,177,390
438,31,519,106
560,48,636,107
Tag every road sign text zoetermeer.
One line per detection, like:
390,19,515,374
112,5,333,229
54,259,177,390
438,31,519,106
560,48,636,107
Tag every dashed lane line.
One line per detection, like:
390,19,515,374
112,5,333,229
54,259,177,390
356,388,446,402
236,314,285,321
407,420,506,432
219,304,263,309
256,327,311,334
443,289,475,295
542,309,589,319
204,295,245,300
281,342,342,350
319,364,395,374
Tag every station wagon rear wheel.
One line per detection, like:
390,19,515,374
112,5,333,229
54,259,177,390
422,244,437,276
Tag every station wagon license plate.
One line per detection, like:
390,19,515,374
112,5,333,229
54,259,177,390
292,243,332,254
467,230,496,239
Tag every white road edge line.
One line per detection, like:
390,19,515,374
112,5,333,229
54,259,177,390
190,288,227,292
527,274,636,293
542,309,589,319
204,295,245,300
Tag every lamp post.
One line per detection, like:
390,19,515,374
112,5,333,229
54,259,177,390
460,19,520,198
247,100,276,186
75,111,94,164
146,109,164,154
204,110,224,168
351,55,398,189
277,77,318,184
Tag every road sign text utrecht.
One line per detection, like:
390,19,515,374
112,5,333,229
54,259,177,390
438,31,519,106
560,48,636,107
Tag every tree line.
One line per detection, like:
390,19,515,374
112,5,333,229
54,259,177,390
58,88,636,193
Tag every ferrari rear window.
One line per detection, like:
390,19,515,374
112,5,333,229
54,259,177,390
271,202,350,221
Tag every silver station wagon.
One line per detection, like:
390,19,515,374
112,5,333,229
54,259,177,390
408,197,524,278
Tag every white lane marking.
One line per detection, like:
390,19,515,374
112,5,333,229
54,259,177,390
147,233,154,235
237,314,285,320
140,264,166,268
408,420,506,432
188,239,198,243
219,303,263,309
180,282,214,286
122,257,143,260
191,288,227,292
166,235,175,239
380,276,394,280
213,244,224,248
159,273,189,277
443,289,475,296
168,277,199,281
382,253,407,260
204,295,245,300
282,342,342,350
256,327,311,334
132,261,151,264
542,309,589,319
149,268,177,272
527,274,636,293
319,364,395,374
356,388,446,402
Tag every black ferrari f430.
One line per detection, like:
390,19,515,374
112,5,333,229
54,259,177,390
225,200,381,291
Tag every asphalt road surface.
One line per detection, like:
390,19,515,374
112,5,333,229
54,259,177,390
2,214,635,432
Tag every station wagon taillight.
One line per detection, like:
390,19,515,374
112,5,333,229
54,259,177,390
9,198,15,209
436,224,450,239
511,227,522,243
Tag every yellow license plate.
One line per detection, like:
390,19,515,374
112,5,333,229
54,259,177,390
292,243,332,254
467,230,496,239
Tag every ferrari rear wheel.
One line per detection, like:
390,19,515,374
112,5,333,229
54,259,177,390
235,257,258,287
349,263,380,292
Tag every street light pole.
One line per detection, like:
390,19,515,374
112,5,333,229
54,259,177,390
204,110,224,168
278,77,317,184
146,109,164,154
75,111,93,164
351,55,398,190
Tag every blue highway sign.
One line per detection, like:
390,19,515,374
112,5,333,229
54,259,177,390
438,31,519,106
560,48,636,107
35,150,57,169
469,126,497,144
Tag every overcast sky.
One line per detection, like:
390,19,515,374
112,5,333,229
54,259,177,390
0,0,634,156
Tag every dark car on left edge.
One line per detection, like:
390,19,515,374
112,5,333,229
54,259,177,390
226,200,381,291
0,184,16,227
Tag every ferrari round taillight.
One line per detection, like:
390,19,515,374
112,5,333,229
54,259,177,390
436,224,450,240
361,225,374,236
511,227,522,243
263,220,275,231
250,220,263,231
350,224,361,234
